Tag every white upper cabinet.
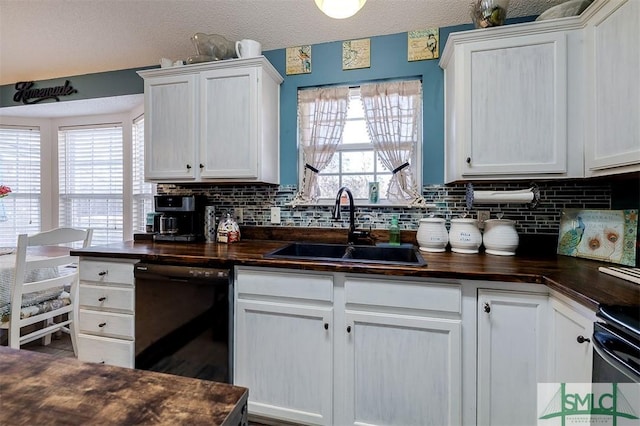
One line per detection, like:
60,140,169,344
138,57,283,184
441,25,583,183
143,73,198,181
584,0,640,176
441,0,638,183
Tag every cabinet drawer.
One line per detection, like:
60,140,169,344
236,267,333,302
79,284,134,312
79,309,134,339
77,334,134,368
80,260,135,286
345,277,461,314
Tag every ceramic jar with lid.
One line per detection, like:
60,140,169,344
483,219,519,256
416,217,449,252
449,218,482,254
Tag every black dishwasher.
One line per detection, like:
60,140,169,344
133,263,233,383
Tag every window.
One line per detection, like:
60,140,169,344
132,115,154,233
0,125,41,246
295,81,425,206
59,124,123,245
316,88,394,201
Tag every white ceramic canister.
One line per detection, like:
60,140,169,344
482,219,519,256
416,217,449,252
449,218,482,254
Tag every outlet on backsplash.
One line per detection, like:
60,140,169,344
235,208,243,224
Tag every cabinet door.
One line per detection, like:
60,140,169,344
200,67,258,179
477,290,548,426
343,311,462,426
550,298,594,383
585,0,640,174
234,299,333,425
461,33,568,177
144,74,197,181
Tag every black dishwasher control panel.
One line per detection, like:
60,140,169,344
134,263,230,282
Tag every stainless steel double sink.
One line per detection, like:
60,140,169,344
264,242,426,266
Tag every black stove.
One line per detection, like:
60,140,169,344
593,304,640,383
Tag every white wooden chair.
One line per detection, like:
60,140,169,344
1,227,92,355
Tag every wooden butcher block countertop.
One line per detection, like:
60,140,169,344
0,347,248,426
71,226,640,312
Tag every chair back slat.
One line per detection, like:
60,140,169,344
27,227,92,248
3,227,93,353
21,274,77,295
26,255,77,271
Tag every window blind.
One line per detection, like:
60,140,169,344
58,124,123,245
0,126,41,246
132,115,154,233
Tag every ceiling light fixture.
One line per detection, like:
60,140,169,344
314,0,367,19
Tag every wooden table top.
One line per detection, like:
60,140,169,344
0,346,248,426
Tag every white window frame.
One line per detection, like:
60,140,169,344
0,124,42,246
58,121,125,245
131,113,155,234
297,85,422,206
52,110,146,242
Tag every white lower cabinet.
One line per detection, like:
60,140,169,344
236,269,599,426
234,299,333,425
77,257,137,368
234,268,334,425
234,267,462,426
549,295,596,383
476,289,549,426
341,276,462,426
343,312,461,426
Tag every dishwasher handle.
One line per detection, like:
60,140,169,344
134,263,230,282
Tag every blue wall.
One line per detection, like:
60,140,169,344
263,31,453,185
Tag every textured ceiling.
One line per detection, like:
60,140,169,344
0,0,566,86
0,0,567,117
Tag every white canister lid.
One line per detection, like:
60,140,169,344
451,218,477,224
419,217,445,223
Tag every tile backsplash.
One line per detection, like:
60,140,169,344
157,181,612,236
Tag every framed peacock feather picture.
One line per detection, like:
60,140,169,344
557,209,638,266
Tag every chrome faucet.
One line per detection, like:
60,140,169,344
332,187,374,245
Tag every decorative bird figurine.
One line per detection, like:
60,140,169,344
558,216,586,255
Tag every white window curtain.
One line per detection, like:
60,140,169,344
291,86,350,206
59,124,123,245
0,125,41,246
360,80,427,207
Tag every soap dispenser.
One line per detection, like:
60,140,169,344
389,215,401,246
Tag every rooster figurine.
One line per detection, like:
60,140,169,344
558,216,585,255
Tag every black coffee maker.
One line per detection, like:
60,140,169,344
153,195,205,242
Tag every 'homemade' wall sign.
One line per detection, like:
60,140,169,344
13,80,78,105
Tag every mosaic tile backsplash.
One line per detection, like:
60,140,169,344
157,181,612,236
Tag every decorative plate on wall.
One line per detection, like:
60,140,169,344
557,209,638,266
